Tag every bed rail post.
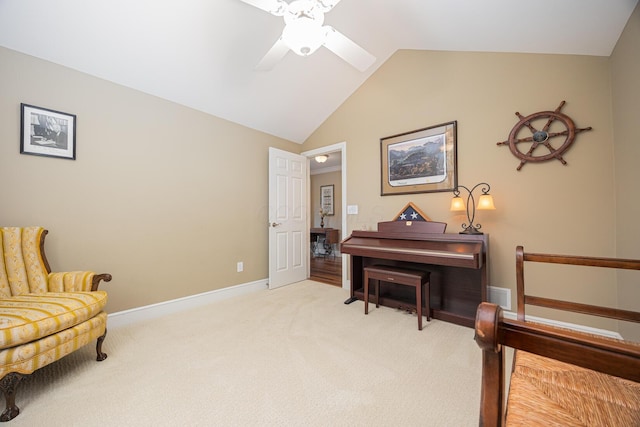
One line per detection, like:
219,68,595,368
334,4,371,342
475,302,505,427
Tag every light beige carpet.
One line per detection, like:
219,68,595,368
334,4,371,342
9,280,481,426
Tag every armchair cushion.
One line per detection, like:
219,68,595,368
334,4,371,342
0,311,107,378
0,291,107,350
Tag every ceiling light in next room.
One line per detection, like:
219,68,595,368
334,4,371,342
315,155,328,163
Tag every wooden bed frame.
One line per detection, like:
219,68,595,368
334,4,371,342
474,246,640,426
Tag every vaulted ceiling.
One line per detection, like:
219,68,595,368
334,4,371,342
0,0,637,143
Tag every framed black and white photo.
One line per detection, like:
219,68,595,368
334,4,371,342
320,184,334,216
380,121,457,195
20,103,76,160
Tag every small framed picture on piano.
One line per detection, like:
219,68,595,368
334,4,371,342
380,121,457,196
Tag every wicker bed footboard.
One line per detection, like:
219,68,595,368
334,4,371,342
475,302,640,426
474,246,640,426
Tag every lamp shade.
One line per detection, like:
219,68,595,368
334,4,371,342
450,196,466,212
477,194,496,210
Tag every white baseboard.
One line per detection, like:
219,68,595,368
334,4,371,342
487,285,621,339
502,310,623,340
107,278,623,340
108,279,268,329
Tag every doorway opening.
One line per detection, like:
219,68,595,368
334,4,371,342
302,142,348,290
310,255,342,286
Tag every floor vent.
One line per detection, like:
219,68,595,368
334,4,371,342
488,286,511,310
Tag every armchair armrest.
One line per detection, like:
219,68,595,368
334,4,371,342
91,273,112,291
48,271,112,292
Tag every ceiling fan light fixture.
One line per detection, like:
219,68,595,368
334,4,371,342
282,17,325,56
242,0,374,71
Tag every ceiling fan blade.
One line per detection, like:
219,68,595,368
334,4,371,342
323,26,376,72
237,0,287,16
316,0,342,13
255,37,290,71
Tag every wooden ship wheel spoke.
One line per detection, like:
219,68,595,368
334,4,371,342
497,101,592,171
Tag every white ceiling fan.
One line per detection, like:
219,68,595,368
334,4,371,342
239,0,376,72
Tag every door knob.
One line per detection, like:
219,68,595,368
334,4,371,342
270,222,281,228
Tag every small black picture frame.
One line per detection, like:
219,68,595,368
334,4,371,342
20,103,76,160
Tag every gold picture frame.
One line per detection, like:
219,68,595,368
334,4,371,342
381,121,457,195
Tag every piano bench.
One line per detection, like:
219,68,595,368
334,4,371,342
363,265,431,330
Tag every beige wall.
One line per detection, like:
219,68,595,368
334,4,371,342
2,13,638,336
0,46,299,313
303,49,628,331
611,4,640,340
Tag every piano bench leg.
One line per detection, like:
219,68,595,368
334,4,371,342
424,280,431,322
364,271,370,315
416,281,422,330
364,271,380,315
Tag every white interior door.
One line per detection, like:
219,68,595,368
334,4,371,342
268,147,308,289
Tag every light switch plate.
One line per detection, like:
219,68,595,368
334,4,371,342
347,205,358,215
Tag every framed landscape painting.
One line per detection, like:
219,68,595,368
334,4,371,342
380,121,457,195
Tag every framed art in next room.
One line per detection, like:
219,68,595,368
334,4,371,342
381,121,457,196
320,184,334,215
20,103,76,160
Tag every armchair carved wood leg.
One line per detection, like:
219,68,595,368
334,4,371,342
96,329,108,362
0,372,25,422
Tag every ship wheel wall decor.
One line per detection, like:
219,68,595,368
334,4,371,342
497,101,592,171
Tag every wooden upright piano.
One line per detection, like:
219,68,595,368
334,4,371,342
341,220,489,328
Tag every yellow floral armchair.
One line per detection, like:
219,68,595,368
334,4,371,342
0,227,111,421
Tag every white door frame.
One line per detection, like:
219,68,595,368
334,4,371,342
301,142,348,291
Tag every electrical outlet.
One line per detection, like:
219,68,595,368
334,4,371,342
237,261,243,272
